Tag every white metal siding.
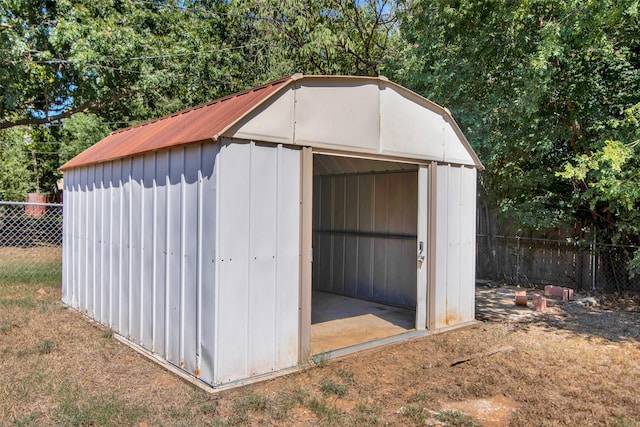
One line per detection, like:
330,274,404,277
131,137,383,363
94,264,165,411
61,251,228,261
227,81,479,168
432,165,477,329
313,170,418,308
215,141,301,384
62,142,220,384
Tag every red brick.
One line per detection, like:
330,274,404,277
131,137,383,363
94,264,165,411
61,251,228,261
533,294,547,311
515,290,528,306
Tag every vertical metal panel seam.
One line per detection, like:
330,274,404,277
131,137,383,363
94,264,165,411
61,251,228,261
76,167,81,310
70,170,76,304
213,143,222,383
196,143,204,374
401,173,407,302
273,144,281,370
354,175,360,295
427,161,438,330
246,141,253,377
76,168,81,310
316,175,321,290
118,161,124,332
66,170,72,304
180,146,187,366
128,158,134,337
78,168,83,310
100,164,106,321
91,165,97,318
298,146,313,362
329,177,335,291
140,158,145,344
471,169,478,317
108,163,114,327
151,153,158,352
383,174,390,300
164,153,171,359
369,174,375,297
83,167,89,313
80,167,84,312
340,176,346,293
458,166,464,314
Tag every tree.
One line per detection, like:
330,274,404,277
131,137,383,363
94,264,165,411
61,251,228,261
0,128,34,201
1,0,286,196
58,113,111,164
240,0,401,76
0,0,278,130
392,0,640,247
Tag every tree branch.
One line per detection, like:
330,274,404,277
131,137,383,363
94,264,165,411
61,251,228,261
0,89,139,130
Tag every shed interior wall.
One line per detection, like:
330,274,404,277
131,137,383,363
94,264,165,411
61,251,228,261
312,154,418,317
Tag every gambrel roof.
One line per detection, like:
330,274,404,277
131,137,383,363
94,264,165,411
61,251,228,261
60,74,483,171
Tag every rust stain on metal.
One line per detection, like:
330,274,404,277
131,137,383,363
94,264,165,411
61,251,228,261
446,310,461,325
194,367,200,377
59,76,293,171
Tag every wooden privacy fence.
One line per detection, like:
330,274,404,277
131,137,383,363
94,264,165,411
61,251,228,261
476,234,640,292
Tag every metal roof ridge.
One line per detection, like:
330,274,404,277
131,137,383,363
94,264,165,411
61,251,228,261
109,75,295,137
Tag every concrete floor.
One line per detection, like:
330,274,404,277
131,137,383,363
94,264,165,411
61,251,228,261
310,291,416,353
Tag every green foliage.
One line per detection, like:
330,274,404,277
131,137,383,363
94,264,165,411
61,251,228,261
235,0,401,76
59,113,111,164
3,0,639,255
0,129,34,201
1,0,401,197
393,0,640,245
628,250,640,280
0,0,280,130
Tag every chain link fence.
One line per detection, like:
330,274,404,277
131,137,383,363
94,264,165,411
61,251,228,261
0,201,63,285
477,234,640,293
2,200,638,292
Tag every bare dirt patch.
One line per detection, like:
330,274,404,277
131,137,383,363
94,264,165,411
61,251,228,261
1,281,639,426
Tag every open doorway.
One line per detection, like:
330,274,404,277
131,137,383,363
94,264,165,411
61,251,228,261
311,154,419,353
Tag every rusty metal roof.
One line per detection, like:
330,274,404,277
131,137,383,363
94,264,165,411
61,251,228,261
59,75,294,171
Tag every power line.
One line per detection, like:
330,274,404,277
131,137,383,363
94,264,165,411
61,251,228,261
10,41,267,65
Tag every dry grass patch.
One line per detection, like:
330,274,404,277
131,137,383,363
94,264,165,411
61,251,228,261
1,280,640,426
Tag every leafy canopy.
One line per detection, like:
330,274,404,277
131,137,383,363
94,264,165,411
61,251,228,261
392,0,640,245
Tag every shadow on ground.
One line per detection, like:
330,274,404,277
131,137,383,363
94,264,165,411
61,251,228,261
476,283,640,343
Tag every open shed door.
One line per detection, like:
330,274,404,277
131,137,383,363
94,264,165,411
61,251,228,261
305,153,425,355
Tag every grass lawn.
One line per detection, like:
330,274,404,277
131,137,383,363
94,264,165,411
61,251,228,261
1,254,639,426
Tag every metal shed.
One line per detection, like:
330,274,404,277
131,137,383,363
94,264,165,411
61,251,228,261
60,74,483,389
